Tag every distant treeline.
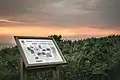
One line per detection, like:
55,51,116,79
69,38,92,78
0,35,120,80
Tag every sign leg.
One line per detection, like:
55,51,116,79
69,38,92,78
37,72,41,80
24,67,27,80
20,57,24,80
20,56,27,80
53,67,59,80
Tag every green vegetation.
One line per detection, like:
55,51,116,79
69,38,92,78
1,35,120,80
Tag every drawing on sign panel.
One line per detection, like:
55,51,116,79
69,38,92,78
27,44,53,62
18,39,64,65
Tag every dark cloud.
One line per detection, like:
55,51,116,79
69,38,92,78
0,0,27,16
100,0,120,26
0,0,120,27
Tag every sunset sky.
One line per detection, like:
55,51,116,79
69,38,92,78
0,0,120,48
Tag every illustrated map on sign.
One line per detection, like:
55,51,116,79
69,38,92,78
19,39,63,64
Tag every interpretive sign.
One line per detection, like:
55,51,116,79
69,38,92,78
14,36,66,68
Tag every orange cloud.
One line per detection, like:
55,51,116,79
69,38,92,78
0,19,24,24
0,26,120,38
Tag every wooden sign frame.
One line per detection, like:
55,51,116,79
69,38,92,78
14,36,67,68
14,36,67,80
20,56,60,80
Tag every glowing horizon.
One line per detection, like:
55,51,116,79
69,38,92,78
0,19,120,46
0,26,120,38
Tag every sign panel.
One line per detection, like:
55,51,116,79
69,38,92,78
14,36,66,68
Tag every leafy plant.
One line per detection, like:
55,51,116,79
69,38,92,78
1,35,120,80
